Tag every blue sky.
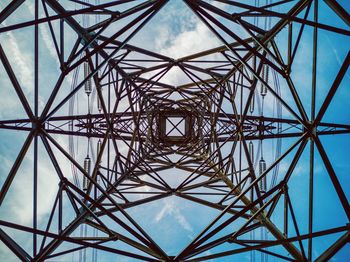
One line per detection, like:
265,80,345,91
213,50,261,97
0,0,350,261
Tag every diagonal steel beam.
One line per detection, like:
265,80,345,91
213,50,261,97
315,230,350,262
0,130,35,205
324,0,350,27
0,45,34,120
314,136,350,220
175,136,307,261
315,52,350,123
0,228,32,261
0,0,25,24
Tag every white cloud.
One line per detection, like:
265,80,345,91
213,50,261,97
329,45,350,81
155,198,193,233
2,30,34,94
0,3,66,225
4,1,347,260
25,2,59,63
158,21,221,59
7,151,59,225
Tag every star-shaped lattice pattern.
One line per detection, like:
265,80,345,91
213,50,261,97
0,1,350,261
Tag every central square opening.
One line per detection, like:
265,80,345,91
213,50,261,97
156,109,195,145
166,117,185,137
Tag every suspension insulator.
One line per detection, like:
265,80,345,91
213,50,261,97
84,62,92,95
249,141,254,164
260,66,268,97
249,94,255,114
259,159,267,193
260,83,267,97
83,156,91,191
97,95,102,112
97,139,102,157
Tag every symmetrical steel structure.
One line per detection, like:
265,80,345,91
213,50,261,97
0,0,350,261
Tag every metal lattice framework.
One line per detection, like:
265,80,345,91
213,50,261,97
0,0,350,261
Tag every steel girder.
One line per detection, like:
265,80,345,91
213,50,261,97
0,0,350,261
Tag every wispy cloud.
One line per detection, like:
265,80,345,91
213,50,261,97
25,2,60,64
155,198,193,233
2,30,34,93
323,34,350,81
158,22,221,59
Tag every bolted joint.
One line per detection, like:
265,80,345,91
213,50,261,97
58,177,69,188
304,121,317,140
32,118,44,134
227,236,235,243
283,66,291,78
60,62,68,73
282,183,289,194
170,188,177,195
110,234,119,241
112,11,120,18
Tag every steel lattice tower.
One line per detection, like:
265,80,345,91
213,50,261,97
0,0,350,261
